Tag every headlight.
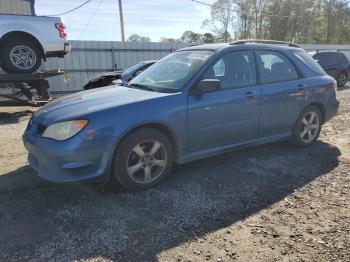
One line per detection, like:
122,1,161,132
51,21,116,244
42,120,88,140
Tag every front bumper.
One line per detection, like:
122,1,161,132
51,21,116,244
23,132,115,183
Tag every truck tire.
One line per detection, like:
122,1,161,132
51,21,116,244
0,37,42,73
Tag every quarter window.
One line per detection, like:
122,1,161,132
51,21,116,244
256,50,298,84
292,50,325,75
202,51,256,89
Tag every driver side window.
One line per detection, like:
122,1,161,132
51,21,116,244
202,51,256,89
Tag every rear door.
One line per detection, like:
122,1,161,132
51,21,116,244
256,50,305,138
188,50,261,151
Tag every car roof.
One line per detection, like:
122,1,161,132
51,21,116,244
177,43,228,51
176,42,301,53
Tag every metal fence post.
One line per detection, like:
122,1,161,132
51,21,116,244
112,48,116,71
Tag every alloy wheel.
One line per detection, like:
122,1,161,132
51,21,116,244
300,111,320,143
9,45,37,70
338,73,347,87
126,139,167,184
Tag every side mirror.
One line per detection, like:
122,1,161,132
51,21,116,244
190,79,221,96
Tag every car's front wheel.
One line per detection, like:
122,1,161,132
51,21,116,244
0,38,42,73
336,72,347,88
290,106,322,147
112,128,174,190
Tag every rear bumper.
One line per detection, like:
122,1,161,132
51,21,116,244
324,99,340,123
46,42,71,58
64,42,71,53
23,133,115,183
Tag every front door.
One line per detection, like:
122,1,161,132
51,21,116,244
188,50,261,151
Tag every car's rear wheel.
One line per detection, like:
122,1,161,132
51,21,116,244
112,128,174,190
0,38,42,73
290,106,322,147
337,72,347,88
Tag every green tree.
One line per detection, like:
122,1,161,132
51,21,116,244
160,37,181,43
200,0,350,44
202,0,236,42
127,34,151,42
180,30,203,43
203,33,217,43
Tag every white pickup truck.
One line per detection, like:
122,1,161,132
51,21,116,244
0,14,71,73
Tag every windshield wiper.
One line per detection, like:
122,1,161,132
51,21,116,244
128,83,155,92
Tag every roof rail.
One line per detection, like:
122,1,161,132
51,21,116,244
230,39,300,48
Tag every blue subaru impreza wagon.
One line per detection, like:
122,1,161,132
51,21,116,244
23,40,340,190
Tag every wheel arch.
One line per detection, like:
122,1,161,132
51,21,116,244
339,70,348,78
0,31,45,60
114,121,181,162
305,102,326,124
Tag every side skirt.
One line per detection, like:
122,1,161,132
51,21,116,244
177,133,291,164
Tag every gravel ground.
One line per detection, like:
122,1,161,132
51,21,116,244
0,87,349,262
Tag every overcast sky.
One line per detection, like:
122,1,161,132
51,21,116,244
35,0,214,41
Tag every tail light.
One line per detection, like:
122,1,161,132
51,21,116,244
333,80,337,91
333,80,337,97
55,23,67,38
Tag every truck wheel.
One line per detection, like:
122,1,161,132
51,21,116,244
112,128,174,191
290,106,322,147
336,72,347,88
0,38,42,73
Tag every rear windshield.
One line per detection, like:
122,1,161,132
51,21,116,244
292,50,326,76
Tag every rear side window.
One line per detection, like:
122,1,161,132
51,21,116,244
256,50,298,84
292,50,326,76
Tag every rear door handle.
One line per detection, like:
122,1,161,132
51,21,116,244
245,91,255,98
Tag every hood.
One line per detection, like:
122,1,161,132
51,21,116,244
34,86,170,125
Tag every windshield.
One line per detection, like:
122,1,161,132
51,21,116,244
129,50,213,91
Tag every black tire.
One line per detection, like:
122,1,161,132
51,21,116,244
290,105,323,147
0,37,42,73
112,128,174,191
336,72,347,88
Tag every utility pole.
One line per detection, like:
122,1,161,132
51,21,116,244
118,0,125,42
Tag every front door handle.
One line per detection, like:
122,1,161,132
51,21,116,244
245,91,255,98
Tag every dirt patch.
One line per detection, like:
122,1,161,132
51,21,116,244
0,88,349,262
